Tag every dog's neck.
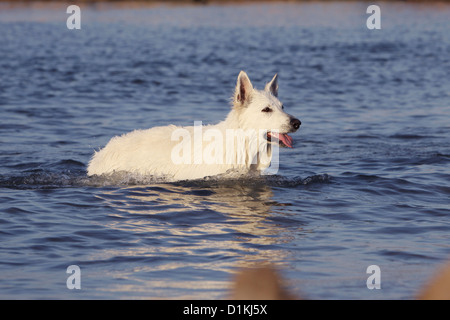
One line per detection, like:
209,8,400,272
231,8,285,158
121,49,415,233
220,107,273,171
223,107,244,129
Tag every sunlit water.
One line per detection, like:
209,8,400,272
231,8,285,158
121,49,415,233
0,2,449,299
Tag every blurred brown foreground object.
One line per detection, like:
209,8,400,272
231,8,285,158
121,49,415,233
418,261,450,300
231,266,300,300
231,261,450,300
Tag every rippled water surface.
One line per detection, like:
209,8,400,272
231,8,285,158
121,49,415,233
0,2,449,299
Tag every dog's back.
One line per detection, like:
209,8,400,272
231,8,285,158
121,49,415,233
87,123,257,181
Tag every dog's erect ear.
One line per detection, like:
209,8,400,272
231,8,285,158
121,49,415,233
265,74,278,97
234,71,253,107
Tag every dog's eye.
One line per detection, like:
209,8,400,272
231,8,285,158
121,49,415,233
281,105,284,110
262,107,272,113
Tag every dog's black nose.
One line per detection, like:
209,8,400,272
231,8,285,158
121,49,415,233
290,118,301,130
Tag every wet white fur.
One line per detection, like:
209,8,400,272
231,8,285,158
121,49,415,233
87,71,296,181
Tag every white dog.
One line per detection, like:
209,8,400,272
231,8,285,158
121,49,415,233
87,71,301,181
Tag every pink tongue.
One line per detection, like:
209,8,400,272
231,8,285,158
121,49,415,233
271,132,293,148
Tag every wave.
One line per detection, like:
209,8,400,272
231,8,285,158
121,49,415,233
0,159,331,189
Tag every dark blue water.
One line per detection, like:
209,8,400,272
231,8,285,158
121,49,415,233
0,2,449,299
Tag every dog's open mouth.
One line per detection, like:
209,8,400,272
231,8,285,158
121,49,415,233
266,131,293,148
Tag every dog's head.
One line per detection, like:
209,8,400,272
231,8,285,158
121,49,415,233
233,71,301,148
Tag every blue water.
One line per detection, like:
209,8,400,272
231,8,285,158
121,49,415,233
0,2,449,299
